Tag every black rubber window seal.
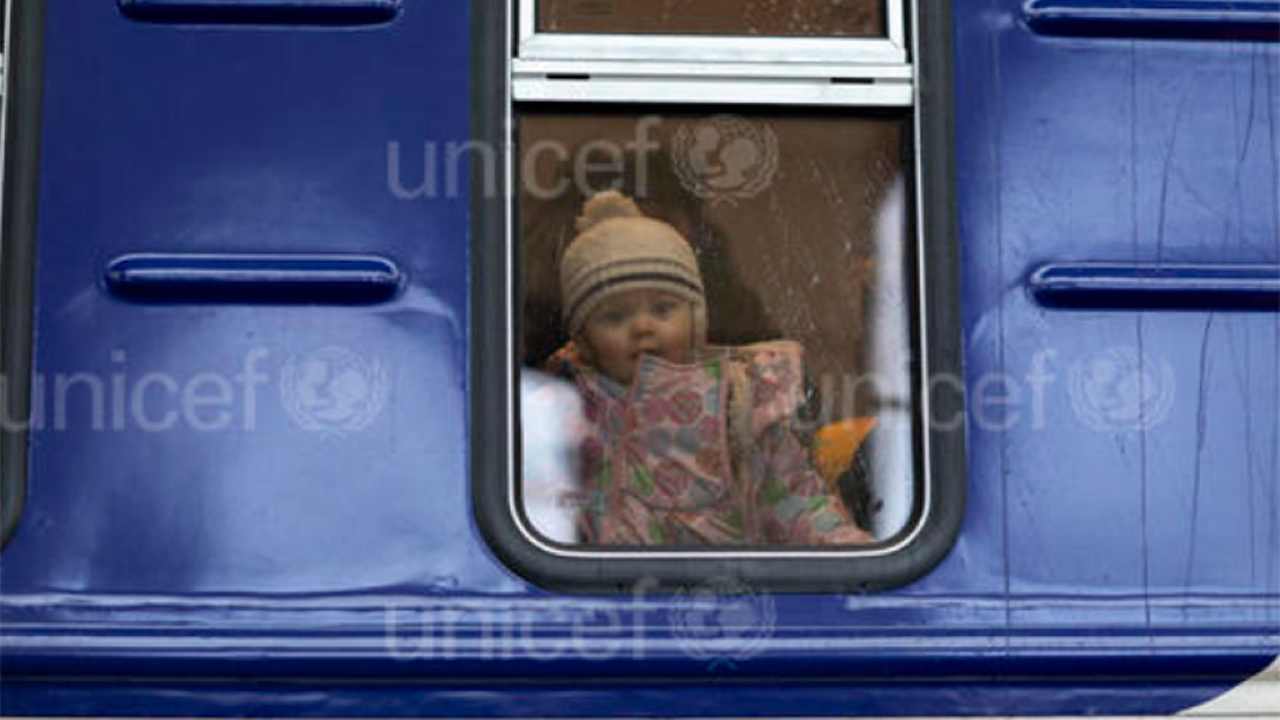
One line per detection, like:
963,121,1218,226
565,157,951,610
469,1,965,593
1,0,46,550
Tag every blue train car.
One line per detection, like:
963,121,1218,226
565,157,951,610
0,0,1277,716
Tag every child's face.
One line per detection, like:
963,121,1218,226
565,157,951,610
580,289,694,385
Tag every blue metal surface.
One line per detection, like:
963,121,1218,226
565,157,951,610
0,679,1270,717
954,0,1280,707
0,0,1277,715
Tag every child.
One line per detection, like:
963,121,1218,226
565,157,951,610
545,191,873,546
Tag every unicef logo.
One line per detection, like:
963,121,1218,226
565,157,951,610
668,577,775,669
280,346,390,434
671,115,780,205
1069,346,1175,432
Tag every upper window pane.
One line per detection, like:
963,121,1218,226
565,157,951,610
537,0,886,38
514,0,909,91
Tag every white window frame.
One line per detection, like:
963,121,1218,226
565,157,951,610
513,0,913,106
518,0,907,63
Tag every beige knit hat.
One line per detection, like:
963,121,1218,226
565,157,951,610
560,191,707,346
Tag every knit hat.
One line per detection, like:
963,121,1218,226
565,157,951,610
560,191,707,346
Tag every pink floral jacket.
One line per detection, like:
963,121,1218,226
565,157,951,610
546,341,871,546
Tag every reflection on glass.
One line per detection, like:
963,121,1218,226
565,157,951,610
521,370,585,544
517,109,916,548
537,0,885,38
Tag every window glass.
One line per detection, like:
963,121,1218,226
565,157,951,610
516,108,918,548
536,0,886,38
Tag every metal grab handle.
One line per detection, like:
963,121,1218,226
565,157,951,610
104,253,403,304
117,0,400,25
1028,262,1280,311
1023,0,1280,41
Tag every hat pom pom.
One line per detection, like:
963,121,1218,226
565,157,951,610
574,190,644,233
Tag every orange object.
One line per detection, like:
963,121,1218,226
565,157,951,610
812,417,878,489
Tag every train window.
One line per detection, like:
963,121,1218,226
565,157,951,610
536,0,886,38
515,0,908,74
517,108,915,548
473,0,964,591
